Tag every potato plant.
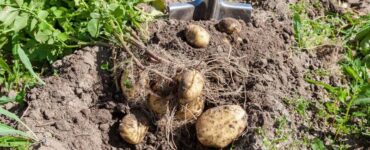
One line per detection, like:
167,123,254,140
0,0,161,146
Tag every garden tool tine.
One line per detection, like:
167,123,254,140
168,0,253,22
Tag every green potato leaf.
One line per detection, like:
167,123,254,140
87,19,100,38
13,13,29,32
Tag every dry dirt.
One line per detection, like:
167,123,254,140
15,0,369,150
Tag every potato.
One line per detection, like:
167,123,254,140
119,113,149,145
185,24,210,48
196,105,247,148
178,70,205,104
175,97,204,120
217,18,241,34
120,69,148,102
147,93,170,116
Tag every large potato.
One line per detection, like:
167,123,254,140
147,93,170,116
119,113,149,145
185,24,210,48
178,70,205,104
196,105,247,148
217,18,241,34
175,97,204,121
120,69,148,102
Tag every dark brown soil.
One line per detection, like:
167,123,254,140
18,0,368,150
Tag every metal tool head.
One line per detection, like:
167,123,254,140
168,0,253,22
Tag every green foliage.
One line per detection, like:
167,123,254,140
0,0,157,91
258,116,290,150
291,1,370,148
0,107,37,140
0,136,31,150
0,0,160,148
100,62,109,71
0,107,35,149
284,97,310,117
311,138,326,150
290,1,345,49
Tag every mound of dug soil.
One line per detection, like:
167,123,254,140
21,0,347,150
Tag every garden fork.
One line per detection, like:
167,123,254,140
168,0,253,22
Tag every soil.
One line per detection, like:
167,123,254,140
345,0,370,15
16,0,369,150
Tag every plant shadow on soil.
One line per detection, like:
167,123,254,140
18,0,370,150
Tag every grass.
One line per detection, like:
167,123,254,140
291,0,370,149
283,97,310,117
291,1,344,49
0,0,164,149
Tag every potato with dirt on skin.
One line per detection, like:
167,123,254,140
196,105,247,148
147,93,170,116
175,97,204,120
177,70,205,104
119,113,149,145
185,24,210,48
120,69,148,102
217,18,241,34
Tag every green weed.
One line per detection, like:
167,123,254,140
291,1,370,149
0,107,37,150
290,1,346,49
0,136,31,150
258,116,290,150
311,138,326,150
283,97,310,117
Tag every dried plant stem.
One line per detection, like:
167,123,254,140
120,41,175,82
128,31,171,64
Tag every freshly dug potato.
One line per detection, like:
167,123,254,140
119,113,149,145
175,97,204,120
185,24,210,48
178,70,205,104
196,105,247,148
217,18,241,34
147,93,170,116
120,69,148,102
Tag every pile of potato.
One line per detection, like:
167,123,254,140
118,18,247,148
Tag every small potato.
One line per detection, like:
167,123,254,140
175,97,204,120
217,18,241,34
120,69,148,102
196,105,247,148
178,70,205,104
185,24,210,48
147,93,170,116
119,113,149,145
